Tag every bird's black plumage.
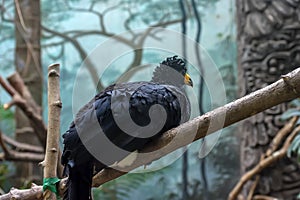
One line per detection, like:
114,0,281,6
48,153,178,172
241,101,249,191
61,56,192,200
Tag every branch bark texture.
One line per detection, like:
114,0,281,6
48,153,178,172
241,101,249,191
0,74,47,147
92,67,300,186
43,64,62,200
1,67,300,199
229,117,300,200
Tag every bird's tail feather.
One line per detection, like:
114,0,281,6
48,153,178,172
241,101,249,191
63,162,93,200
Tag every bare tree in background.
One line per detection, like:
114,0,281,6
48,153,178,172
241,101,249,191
41,0,186,91
13,0,43,186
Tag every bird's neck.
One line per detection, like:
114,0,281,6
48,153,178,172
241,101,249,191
151,65,184,88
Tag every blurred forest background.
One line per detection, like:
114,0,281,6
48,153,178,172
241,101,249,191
0,0,300,200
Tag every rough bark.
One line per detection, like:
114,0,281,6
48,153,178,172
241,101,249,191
236,0,300,199
6,73,46,146
14,0,43,186
43,64,61,200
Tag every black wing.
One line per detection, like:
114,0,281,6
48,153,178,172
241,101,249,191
62,81,190,168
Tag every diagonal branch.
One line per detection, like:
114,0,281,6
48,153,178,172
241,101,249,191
228,125,300,200
0,151,44,162
2,133,44,153
1,67,300,200
266,116,299,156
0,130,10,156
41,25,102,90
246,116,299,200
0,74,47,147
0,130,44,162
92,67,300,186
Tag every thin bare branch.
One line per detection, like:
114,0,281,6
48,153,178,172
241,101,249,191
253,195,279,200
228,125,300,200
0,1,14,23
2,133,44,153
2,73,47,146
0,76,16,96
266,116,299,156
236,115,299,200
14,0,28,31
247,176,260,200
0,150,44,162
0,131,11,156
41,26,101,89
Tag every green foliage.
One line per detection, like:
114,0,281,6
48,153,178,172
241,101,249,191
281,109,300,122
288,134,300,162
93,170,163,200
0,105,13,120
0,162,15,193
283,99,300,162
0,164,9,185
0,104,15,191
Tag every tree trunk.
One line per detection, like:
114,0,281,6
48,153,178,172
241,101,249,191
236,0,300,199
14,0,42,186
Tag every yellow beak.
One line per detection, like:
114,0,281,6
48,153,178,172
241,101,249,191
184,73,193,87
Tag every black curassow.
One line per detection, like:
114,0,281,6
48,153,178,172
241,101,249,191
61,56,193,200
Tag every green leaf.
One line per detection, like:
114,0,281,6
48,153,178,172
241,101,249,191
43,177,60,196
290,99,300,107
296,118,300,126
0,106,14,120
288,134,300,158
217,32,223,38
280,109,300,121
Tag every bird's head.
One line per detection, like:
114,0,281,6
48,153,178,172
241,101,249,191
152,55,193,87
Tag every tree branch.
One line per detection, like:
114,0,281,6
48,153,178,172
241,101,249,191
1,131,44,153
244,116,299,200
266,116,299,156
7,73,42,115
0,74,47,147
0,184,43,200
0,72,64,176
93,67,300,186
247,176,260,200
228,125,300,200
42,64,62,200
0,130,44,162
41,26,103,90
253,195,279,200
1,67,300,199
0,130,11,156
0,76,16,96
0,151,44,162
